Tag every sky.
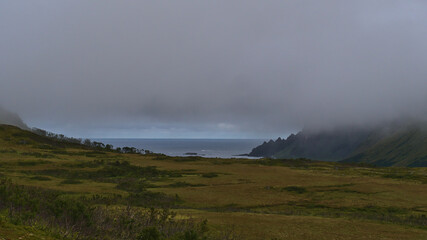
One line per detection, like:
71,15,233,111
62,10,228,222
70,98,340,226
1,1,427,138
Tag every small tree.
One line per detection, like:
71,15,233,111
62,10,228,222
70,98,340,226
83,139,92,146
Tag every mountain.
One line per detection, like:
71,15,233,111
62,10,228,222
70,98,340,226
0,106,28,129
342,126,427,167
250,127,376,161
249,123,427,167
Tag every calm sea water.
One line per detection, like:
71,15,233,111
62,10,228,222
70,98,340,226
92,138,266,159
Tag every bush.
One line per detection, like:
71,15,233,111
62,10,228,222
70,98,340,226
30,176,51,181
60,179,82,184
137,227,162,240
168,182,206,188
201,173,218,178
116,178,156,193
0,179,211,239
282,186,307,194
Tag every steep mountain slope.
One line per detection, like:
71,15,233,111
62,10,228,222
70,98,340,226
273,129,375,161
249,128,376,161
342,126,427,167
249,124,427,167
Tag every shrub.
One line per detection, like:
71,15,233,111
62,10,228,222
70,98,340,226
116,178,155,193
30,176,51,181
137,227,162,240
0,179,210,239
60,179,82,184
201,173,218,178
168,182,206,188
282,186,307,194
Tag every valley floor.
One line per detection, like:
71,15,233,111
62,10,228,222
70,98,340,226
0,125,426,239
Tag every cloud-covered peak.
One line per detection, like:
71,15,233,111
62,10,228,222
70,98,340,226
0,106,28,130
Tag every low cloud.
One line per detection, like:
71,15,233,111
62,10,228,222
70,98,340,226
1,1,426,137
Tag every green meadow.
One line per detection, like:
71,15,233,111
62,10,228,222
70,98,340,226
0,125,426,239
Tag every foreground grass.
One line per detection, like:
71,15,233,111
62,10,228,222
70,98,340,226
0,125,426,239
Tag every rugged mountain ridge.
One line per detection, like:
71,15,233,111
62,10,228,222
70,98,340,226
250,127,375,161
249,123,427,167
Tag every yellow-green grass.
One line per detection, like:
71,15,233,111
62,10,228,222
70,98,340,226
176,209,427,240
0,125,426,239
0,212,56,240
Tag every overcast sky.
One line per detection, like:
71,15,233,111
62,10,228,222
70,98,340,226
1,1,427,138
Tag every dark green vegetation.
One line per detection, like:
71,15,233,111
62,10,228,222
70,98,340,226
0,179,207,240
343,127,427,166
250,123,427,167
0,124,426,240
249,128,372,161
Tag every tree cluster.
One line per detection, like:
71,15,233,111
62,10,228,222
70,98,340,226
32,127,153,154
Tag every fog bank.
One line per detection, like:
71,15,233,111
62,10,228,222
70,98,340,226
1,1,427,137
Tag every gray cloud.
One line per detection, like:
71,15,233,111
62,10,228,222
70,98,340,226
0,105,28,129
1,1,427,137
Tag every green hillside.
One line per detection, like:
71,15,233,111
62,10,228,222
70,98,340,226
249,123,427,167
272,128,373,161
249,127,380,161
342,126,427,167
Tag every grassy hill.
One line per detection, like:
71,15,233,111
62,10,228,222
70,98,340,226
0,124,426,239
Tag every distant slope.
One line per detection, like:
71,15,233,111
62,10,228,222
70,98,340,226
0,106,28,129
274,129,375,161
0,124,87,150
249,128,375,161
249,123,427,167
342,126,427,167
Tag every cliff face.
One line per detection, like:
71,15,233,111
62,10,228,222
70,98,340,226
0,106,28,129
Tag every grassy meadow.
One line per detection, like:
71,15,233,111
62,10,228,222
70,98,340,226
0,125,426,239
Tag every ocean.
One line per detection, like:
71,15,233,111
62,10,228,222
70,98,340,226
92,138,266,159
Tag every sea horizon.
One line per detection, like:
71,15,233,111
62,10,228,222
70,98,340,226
92,138,267,159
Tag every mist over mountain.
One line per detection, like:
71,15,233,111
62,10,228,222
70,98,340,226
250,127,374,161
1,1,427,138
0,106,28,130
342,124,427,167
249,121,427,167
